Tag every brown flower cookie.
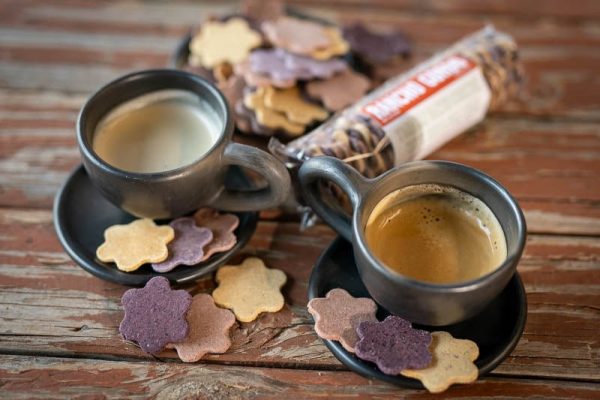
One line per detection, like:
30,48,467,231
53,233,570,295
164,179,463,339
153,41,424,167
263,86,329,125
262,16,330,55
96,219,174,272
212,257,287,322
311,27,350,60
401,331,479,393
167,294,236,362
190,18,261,68
193,208,239,261
307,288,377,352
243,88,305,135
306,69,371,111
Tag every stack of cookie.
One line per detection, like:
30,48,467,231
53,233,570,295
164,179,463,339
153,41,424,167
96,208,239,273
308,288,481,393
183,14,411,139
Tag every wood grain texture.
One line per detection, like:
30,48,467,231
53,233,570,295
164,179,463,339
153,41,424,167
2,355,599,400
0,212,598,381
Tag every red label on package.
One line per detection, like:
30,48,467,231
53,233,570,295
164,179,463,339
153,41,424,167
362,56,477,125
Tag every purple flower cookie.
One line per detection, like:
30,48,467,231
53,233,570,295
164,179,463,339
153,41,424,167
119,276,192,354
355,315,432,375
151,217,213,273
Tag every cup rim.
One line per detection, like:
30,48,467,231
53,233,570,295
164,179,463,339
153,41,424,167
354,160,527,292
77,68,234,180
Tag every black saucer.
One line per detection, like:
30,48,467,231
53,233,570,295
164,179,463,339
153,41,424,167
54,165,258,287
308,237,527,389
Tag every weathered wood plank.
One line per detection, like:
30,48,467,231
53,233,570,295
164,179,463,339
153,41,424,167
0,1,598,117
289,0,600,20
1,355,599,400
0,210,598,380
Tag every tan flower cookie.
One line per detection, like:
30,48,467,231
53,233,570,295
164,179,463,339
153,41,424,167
243,88,305,135
263,86,329,125
401,331,479,393
190,18,261,68
306,69,371,111
167,294,235,362
96,219,174,272
311,27,350,60
212,257,287,322
307,288,377,352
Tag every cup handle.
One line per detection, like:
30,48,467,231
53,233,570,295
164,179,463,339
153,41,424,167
212,142,291,211
299,156,369,242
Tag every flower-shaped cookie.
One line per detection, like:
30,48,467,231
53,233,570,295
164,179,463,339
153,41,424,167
262,16,330,55
193,208,239,261
355,315,432,375
244,88,305,135
212,257,287,322
263,86,328,125
311,27,350,60
306,69,371,111
168,294,236,362
307,288,377,352
343,23,411,64
119,277,192,354
401,331,479,393
151,218,213,273
190,18,261,68
249,48,347,84
96,219,174,272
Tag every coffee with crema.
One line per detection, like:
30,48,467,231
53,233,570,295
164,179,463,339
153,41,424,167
365,184,506,284
93,90,222,173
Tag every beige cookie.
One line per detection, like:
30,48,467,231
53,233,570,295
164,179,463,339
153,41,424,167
167,294,235,362
306,69,371,111
311,27,350,60
190,18,262,68
262,16,330,55
96,219,174,272
212,257,287,322
235,60,296,88
401,331,479,393
243,88,305,135
263,86,328,125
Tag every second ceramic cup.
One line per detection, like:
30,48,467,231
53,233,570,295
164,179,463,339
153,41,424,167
299,156,526,326
77,69,291,219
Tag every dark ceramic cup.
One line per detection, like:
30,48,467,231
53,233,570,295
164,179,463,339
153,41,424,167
77,69,291,219
299,156,526,326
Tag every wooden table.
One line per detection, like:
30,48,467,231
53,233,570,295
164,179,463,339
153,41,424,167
1,1,599,398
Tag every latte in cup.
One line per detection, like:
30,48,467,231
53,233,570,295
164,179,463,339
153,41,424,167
365,184,506,284
93,90,222,173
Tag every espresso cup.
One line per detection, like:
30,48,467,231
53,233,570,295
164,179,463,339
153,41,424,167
299,156,526,326
77,69,291,219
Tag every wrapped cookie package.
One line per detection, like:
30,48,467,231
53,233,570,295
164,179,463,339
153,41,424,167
271,26,524,182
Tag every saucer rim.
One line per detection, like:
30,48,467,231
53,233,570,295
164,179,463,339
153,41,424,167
53,165,259,287
307,236,527,389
